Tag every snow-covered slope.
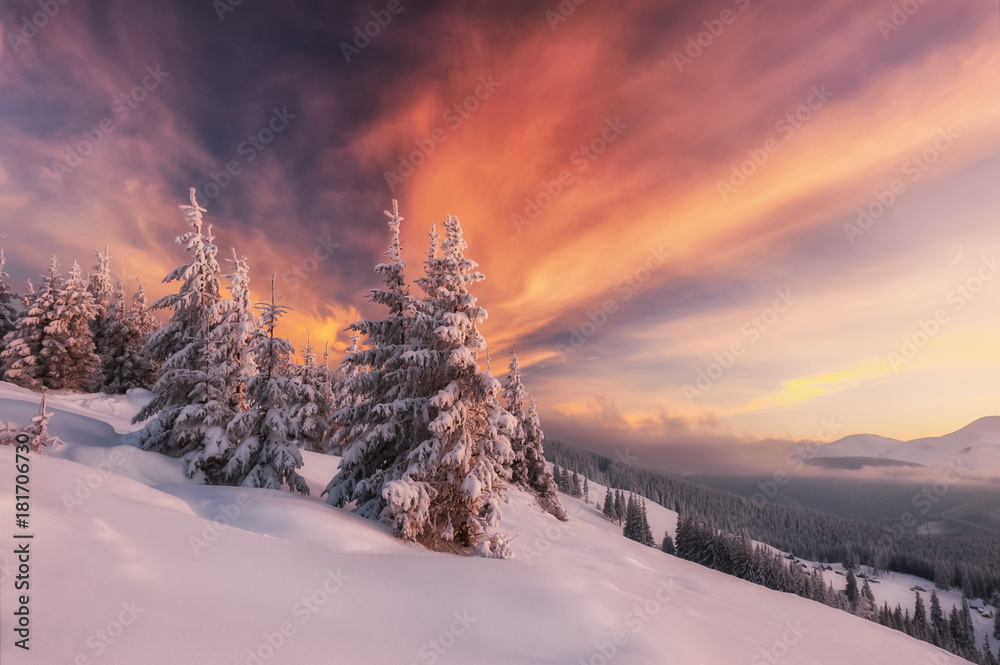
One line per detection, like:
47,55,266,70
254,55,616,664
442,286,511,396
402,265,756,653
0,382,974,664
812,417,1000,476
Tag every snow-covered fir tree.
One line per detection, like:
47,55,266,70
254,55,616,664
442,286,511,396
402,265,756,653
291,333,334,452
138,188,222,385
661,531,676,555
25,389,62,452
126,280,160,386
207,249,257,412
134,189,230,481
1,261,57,389
0,251,17,343
324,200,420,521
326,203,516,556
602,487,614,519
399,213,516,554
101,278,159,393
500,352,563,518
224,278,308,494
42,260,102,391
89,246,115,363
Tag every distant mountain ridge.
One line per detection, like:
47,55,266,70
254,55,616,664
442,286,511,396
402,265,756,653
810,416,1000,476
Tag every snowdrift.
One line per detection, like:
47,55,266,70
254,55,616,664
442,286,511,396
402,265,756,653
0,382,973,664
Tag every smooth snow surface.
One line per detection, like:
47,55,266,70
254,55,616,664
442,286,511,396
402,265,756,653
0,381,973,664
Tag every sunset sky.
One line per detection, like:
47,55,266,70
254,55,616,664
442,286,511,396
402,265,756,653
1,0,998,473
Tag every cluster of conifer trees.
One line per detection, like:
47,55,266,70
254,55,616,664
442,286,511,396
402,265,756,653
544,439,1000,602
0,194,565,556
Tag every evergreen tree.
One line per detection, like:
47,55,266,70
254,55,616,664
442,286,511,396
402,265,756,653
500,352,563,518
994,604,1000,640
101,279,160,393
324,200,419,521
913,591,928,639
138,187,222,384
391,213,515,552
88,247,114,320
125,280,160,388
614,489,625,525
0,251,16,344
570,470,581,498
930,590,946,646
89,247,115,364
623,493,641,543
24,389,61,452
661,531,675,555
1,260,58,389
224,278,308,495
326,203,516,555
583,477,589,502
982,635,998,665
133,189,228,479
207,250,257,412
291,333,335,452
640,499,654,546
602,487,613,519
845,568,859,608
43,260,101,391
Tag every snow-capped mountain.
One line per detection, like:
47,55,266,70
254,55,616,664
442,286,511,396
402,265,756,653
811,416,1000,476
0,382,982,665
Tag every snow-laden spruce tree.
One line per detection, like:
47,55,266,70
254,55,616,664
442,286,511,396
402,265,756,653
1,264,54,389
42,260,102,391
291,333,334,452
324,200,422,517
207,250,257,412
126,280,160,388
400,213,516,554
101,278,159,393
133,189,229,479
138,188,222,381
25,389,62,452
0,251,17,343
224,277,308,494
89,247,115,361
502,353,565,519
